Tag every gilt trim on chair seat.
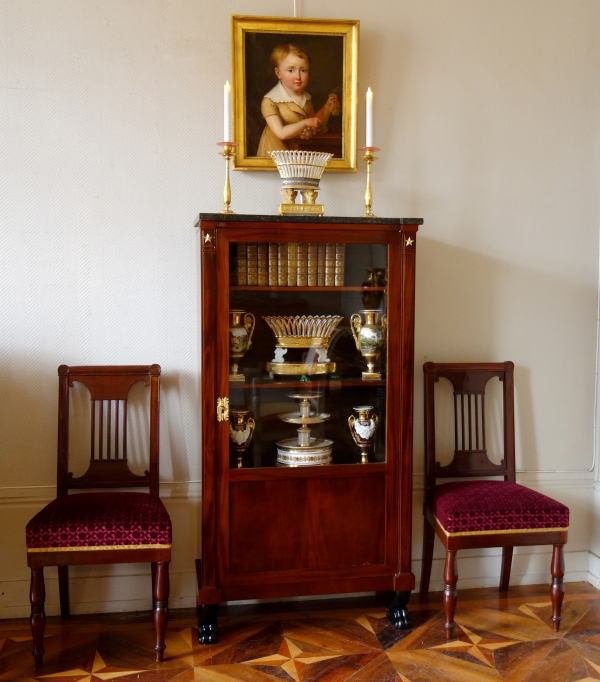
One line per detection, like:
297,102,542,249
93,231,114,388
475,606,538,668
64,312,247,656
433,516,569,537
26,491,172,550
433,480,569,535
28,544,170,552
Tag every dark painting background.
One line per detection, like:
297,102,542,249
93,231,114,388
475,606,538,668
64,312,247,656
244,32,344,158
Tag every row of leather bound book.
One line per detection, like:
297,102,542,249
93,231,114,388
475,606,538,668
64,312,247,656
236,243,345,287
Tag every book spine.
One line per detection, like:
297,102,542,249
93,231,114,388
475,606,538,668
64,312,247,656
325,243,336,287
317,243,326,286
297,243,308,286
278,243,288,286
268,243,278,286
334,243,345,286
246,243,258,286
287,243,298,287
257,243,268,286
307,243,318,286
236,243,247,286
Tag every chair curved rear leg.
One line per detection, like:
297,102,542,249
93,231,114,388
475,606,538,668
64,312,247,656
499,547,513,592
443,550,458,640
420,516,435,595
30,567,46,669
153,561,169,662
58,566,70,619
550,544,565,632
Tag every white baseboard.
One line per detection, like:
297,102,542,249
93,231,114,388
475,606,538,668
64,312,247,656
1,475,596,618
587,552,600,589
2,550,591,619
412,549,590,592
0,569,199,619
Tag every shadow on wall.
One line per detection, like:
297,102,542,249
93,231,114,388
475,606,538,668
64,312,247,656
159,370,199,483
409,237,595,587
0,360,199,489
412,236,597,476
0,355,59,488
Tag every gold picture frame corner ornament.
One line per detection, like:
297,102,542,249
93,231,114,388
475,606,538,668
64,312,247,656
230,15,359,173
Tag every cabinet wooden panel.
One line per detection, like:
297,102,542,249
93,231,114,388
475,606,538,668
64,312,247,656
196,213,422,644
229,474,387,574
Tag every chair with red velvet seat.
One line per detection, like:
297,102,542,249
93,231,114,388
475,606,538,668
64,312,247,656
26,365,171,669
420,362,569,639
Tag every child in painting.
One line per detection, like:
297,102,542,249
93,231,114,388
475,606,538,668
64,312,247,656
256,44,340,157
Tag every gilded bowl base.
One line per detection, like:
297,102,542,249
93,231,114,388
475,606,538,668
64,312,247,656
278,203,324,216
230,373,245,382
362,371,382,380
268,362,336,376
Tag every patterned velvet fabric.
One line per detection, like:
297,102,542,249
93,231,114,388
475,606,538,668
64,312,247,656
433,481,569,534
26,492,171,549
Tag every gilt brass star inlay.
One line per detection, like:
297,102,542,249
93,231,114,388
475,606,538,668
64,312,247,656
39,651,145,681
405,237,414,246
429,623,519,668
204,232,212,243
244,636,342,682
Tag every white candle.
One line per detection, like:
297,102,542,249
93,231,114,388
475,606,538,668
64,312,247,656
224,81,232,142
366,87,373,148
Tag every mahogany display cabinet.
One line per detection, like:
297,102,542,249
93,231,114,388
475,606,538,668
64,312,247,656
196,213,422,643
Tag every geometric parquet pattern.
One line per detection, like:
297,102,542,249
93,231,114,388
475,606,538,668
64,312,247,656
2,583,600,682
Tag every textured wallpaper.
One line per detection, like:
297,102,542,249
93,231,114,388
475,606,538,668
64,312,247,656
1,0,599,489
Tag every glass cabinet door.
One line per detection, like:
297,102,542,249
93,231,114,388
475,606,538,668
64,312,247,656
226,239,389,469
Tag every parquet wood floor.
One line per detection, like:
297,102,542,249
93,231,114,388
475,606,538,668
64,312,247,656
2,583,600,682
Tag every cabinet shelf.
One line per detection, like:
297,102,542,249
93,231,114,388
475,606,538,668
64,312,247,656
230,378,386,389
229,461,388,481
230,286,386,292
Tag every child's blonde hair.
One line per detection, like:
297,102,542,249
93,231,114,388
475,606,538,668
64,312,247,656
270,43,310,69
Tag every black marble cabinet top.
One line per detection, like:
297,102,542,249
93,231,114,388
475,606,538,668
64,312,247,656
197,213,423,226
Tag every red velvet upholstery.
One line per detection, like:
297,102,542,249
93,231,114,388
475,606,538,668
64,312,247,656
433,481,569,535
26,492,171,550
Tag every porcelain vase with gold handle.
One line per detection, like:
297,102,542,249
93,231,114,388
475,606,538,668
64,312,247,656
229,310,255,381
350,310,388,380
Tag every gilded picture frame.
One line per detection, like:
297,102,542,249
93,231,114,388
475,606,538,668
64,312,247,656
231,15,359,172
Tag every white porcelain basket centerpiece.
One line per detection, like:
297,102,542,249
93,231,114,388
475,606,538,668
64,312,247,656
270,150,333,216
263,314,343,376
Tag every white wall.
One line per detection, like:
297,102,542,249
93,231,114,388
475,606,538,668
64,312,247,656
1,0,599,617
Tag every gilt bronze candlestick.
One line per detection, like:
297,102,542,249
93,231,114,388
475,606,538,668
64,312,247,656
359,147,380,218
217,141,238,214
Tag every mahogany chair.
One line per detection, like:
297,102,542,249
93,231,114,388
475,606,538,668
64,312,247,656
26,365,171,669
420,362,569,639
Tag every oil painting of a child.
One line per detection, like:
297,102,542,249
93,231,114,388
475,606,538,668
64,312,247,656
256,44,340,157
243,31,345,163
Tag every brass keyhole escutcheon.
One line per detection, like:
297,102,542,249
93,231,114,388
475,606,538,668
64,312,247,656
217,397,229,422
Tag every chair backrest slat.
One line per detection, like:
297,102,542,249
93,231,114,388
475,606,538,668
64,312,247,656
123,399,128,461
98,400,104,459
57,365,161,496
423,361,515,506
481,393,487,450
115,399,120,459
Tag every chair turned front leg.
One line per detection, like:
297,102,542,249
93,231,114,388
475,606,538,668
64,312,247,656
151,562,157,611
443,550,458,640
153,562,169,662
30,567,46,669
550,544,565,632
420,517,435,595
